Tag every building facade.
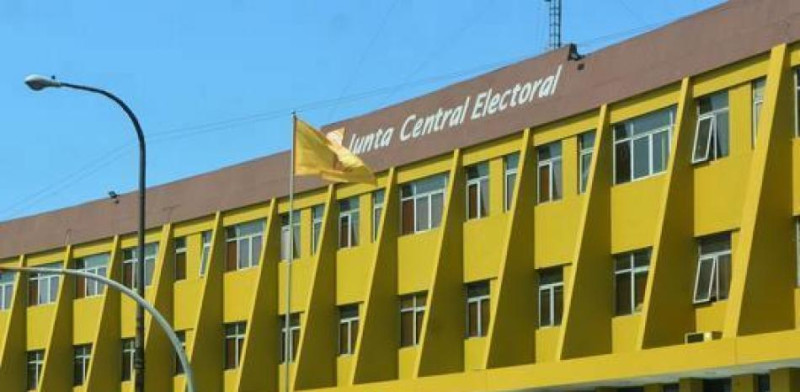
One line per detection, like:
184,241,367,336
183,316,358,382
3,0,800,391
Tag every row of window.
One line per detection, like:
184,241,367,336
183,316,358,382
23,340,771,392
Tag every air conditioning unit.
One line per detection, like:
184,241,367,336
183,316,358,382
685,331,721,344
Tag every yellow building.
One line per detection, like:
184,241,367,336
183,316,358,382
3,0,800,391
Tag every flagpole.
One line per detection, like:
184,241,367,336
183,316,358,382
285,112,297,392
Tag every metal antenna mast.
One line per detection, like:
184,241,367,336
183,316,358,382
545,0,562,50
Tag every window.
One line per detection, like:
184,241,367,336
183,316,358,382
538,267,563,327
122,243,158,289
27,350,44,391
796,218,800,287
121,338,135,381
225,220,264,271
578,131,595,193
200,231,211,276
338,305,359,355
614,249,650,315
73,344,91,386
693,233,732,304
663,384,680,392
224,322,246,370
752,78,766,146
174,237,187,281
704,378,732,392
466,281,490,338
0,271,15,310
75,253,109,299
28,262,60,306
614,107,675,183
372,190,385,241
757,374,771,392
280,313,300,363
618,388,644,392
795,68,800,137
339,197,360,249
692,91,730,163
175,330,187,375
280,212,301,261
537,141,563,203
504,153,519,211
311,205,323,255
466,162,489,220
399,292,427,347
400,175,447,235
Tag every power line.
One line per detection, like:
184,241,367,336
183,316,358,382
326,0,401,123
0,12,696,221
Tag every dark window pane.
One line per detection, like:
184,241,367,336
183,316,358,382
616,273,632,315
634,271,648,312
467,184,478,219
339,323,349,354
175,253,186,281
226,241,237,271
539,165,551,202
400,311,413,347
467,302,478,337
415,311,425,345
225,339,236,369
717,254,732,300
480,298,490,337
401,199,415,235
615,142,631,183
539,290,551,326
553,286,563,325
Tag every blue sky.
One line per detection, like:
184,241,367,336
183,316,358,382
0,0,724,222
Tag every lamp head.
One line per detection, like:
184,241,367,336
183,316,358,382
24,74,62,91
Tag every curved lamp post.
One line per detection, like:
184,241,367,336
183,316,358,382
0,266,196,392
25,74,149,392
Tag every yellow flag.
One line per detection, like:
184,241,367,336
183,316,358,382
294,117,376,185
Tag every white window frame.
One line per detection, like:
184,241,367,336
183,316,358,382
338,305,359,356
29,263,60,306
224,322,246,369
122,338,135,381
28,350,44,391
372,190,385,241
614,249,650,316
692,92,730,164
280,314,301,363
752,78,766,147
311,205,323,254
74,344,91,386
200,230,211,276
537,142,563,203
122,243,158,289
466,163,490,220
399,293,426,347
400,175,447,234
538,269,563,327
693,235,732,304
578,131,595,194
503,153,519,212
0,272,14,311
226,220,264,271
280,212,301,261
339,197,360,249
76,253,109,298
613,108,675,184
465,282,490,338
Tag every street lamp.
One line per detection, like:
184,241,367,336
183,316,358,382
0,266,195,392
25,74,148,392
